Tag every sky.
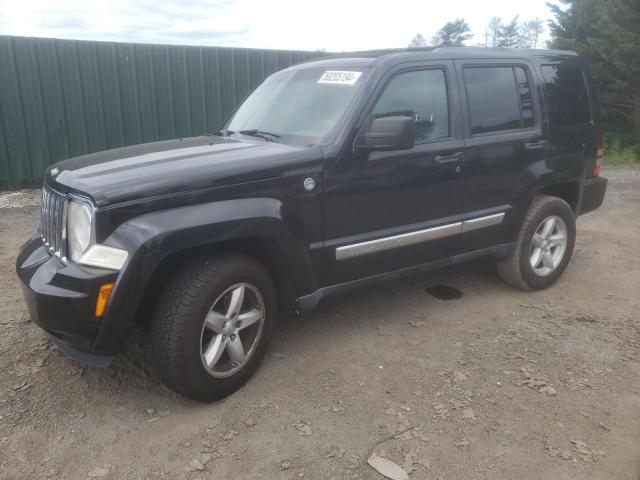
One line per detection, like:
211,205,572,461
0,0,557,51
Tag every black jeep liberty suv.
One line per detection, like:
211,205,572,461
17,47,607,401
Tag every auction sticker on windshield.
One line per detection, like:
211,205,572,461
318,71,362,85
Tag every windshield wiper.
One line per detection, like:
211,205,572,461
238,129,281,142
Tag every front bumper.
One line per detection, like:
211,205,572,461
580,176,607,215
16,237,118,364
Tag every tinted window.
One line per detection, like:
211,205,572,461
541,65,591,125
464,66,530,135
372,69,449,142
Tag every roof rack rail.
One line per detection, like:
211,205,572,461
431,46,578,56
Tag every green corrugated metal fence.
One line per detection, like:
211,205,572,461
0,35,325,190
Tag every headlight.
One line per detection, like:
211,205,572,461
66,197,128,270
67,198,93,261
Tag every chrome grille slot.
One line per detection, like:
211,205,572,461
40,186,66,258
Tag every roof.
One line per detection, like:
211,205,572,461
293,46,579,70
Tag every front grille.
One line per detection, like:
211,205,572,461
41,186,67,257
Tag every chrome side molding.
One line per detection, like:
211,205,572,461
336,222,461,261
460,212,505,233
335,212,505,260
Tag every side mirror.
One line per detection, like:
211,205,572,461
358,116,415,152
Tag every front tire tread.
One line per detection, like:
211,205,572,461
150,253,275,402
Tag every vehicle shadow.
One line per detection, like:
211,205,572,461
280,256,503,330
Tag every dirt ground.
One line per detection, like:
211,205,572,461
1,168,639,480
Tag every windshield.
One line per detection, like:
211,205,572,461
224,67,368,146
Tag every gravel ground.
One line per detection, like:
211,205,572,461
1,168,639,480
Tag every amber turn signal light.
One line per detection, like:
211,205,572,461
95,283,114,317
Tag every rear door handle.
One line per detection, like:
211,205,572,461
524,140,547,151
434,152,464,164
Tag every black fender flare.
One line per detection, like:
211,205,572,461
506,156,585,241
93,197,317,353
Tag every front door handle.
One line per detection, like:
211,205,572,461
434,152,464,164
524,140,547,151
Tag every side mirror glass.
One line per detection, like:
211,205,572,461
358,116,415,152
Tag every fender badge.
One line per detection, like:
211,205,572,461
50,167,60,177
303,177,316,191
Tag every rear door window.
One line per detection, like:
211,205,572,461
541,65,592,125
371,69,450,143
463,66,535,135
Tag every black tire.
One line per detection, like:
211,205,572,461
497,195,576,291
150,253,277,402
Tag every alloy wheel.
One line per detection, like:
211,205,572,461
529,215,568,277
199,283,265,378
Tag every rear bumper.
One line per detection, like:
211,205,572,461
16,237,118,362
580,176,607,215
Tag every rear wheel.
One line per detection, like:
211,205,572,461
150,253,277,402
497,195,576,290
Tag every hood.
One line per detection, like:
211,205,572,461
46,136,322,206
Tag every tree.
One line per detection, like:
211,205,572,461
519,18,545,48
408,33,428,48
548,0,640,133
497,16,520,48
431,18,473,47
484,17,502,47
483,16,546,49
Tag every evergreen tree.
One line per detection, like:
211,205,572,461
497,16,520,48
548,0,640,132
431,18,473,47
408,33,428,48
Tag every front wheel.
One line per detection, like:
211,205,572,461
150,253,277,402
497,195,576,291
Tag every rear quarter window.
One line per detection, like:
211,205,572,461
541,65,592,126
